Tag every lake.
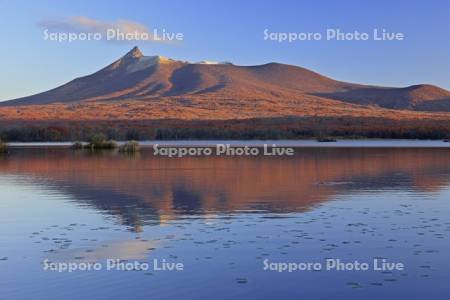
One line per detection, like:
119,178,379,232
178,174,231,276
1,143,450,299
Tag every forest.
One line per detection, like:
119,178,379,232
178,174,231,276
1,116,449,142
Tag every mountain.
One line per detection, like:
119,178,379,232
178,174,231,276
2,46,450,114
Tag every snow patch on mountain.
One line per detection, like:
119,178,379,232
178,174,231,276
125,55,173,73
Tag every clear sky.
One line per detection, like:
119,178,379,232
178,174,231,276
0,0,449,101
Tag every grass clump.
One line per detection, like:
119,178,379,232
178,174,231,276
84,134,118,150
119,141,140,153
0,139,8,153
71,136,142,152
71,141,84,149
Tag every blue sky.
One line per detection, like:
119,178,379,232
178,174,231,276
0,0,449,100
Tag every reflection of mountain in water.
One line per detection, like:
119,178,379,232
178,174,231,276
1,148,450,231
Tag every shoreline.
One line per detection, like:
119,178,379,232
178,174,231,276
5,139,450,148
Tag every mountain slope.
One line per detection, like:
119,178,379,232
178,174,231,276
2,46,450,113
314,84,450,110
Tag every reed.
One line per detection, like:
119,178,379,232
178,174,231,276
119,140,140,153
81,134,118,150
0,139,8,153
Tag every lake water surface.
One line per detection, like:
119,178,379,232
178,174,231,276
1,144,450,299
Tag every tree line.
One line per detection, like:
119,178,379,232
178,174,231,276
0,117,449,141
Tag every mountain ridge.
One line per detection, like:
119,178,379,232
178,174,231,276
2,47,450,114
